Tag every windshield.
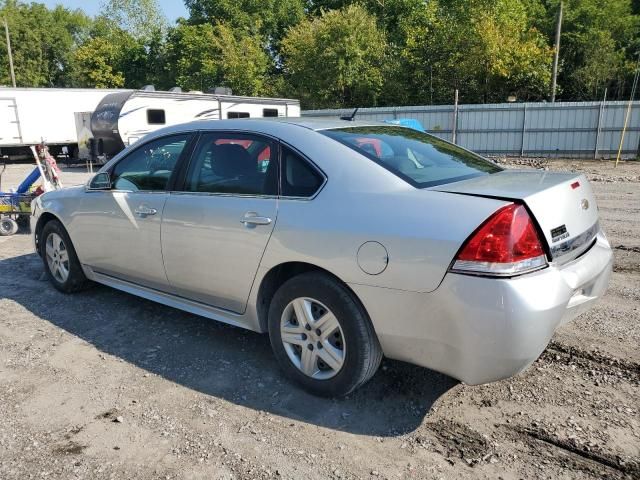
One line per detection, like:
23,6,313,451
321,126,501,188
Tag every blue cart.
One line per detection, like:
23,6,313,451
0,164,41,236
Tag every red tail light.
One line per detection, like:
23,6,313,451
451,204,547,276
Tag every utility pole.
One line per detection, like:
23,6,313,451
3,17,16,88
429,65,433,105
615,52,640,168
550,1,563,102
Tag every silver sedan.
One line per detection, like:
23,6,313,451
31,118,613,396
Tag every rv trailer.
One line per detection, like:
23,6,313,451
91,89,300,158
0,87,300,162
0,88,124,161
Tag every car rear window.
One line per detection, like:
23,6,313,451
321,126,501,188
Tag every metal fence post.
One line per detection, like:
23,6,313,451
452,89,459,144
637,104,640,158
520,103,528,157
594,89,606,159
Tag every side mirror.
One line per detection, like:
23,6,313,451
88,172,111,190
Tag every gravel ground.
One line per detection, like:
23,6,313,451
0,160,638,480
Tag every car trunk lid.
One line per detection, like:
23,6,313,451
431,170,599,263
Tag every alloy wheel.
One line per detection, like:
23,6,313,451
280,297,346,379
45,232,70,283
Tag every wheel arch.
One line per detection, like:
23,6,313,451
255,261,373,335
34,212,63,256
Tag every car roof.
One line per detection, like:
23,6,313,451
263,116,386,131
148,117,388,138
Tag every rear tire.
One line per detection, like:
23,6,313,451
0,217,18,236
268,271,382,397
40,219,90,293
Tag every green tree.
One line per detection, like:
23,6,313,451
0,0,92,87
308,0,433,45
213,23,270,95
96,0,169,89
67,16,149,89
281,4,387,108
69,36,125,87
401,0,552,104
538,0,640,100
570,30,627,99
164,22,269,95
306,1,439,106
1,0,638,105
184,0,305,43
99,0,168,41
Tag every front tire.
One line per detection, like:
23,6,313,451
40,220,90,293
268,272,382,397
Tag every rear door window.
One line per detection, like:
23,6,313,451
321,126,501,188
280,146,324,198
185,133,277,195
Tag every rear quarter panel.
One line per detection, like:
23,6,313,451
263,185,509,293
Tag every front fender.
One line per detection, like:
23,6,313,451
31,187,84,256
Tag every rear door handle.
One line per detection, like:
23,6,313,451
134,205,157,218
241,212,272,227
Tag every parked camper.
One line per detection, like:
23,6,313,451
0,87,300,162
91,89,300,158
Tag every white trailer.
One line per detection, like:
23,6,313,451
91,90,300,157
0,87,300,161
0,88,122,160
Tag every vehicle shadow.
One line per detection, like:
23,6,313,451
0,252,458,437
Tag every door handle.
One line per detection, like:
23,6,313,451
134,205,157,218
241,212,272,227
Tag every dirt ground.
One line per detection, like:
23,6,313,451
0,160,638,480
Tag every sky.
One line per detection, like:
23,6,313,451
41,0,189,23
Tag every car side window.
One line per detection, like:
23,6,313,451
185,133,277,195
280,146,324,198
111,134,190,191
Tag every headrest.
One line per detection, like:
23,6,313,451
212,143,254,177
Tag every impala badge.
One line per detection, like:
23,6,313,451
551,224,569,243
581,199,589,210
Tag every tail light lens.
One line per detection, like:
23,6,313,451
451,204,547,276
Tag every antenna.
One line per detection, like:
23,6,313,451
340,107,359,121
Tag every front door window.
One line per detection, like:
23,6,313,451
111,134,190,191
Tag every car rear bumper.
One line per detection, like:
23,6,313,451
349,231,613,385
